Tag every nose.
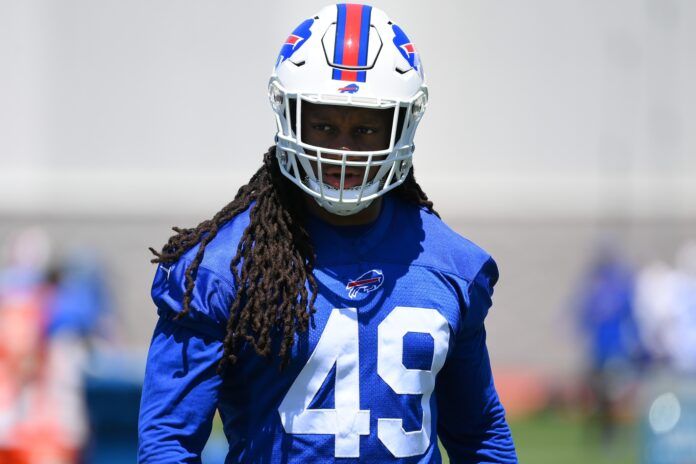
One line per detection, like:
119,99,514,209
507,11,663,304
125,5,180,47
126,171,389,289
325,130,356,152
319,131,359,165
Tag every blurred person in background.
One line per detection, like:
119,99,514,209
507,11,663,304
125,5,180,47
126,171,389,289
634,241,696,463
634,241,696,372
0,229,112,464
46,249,112,344
44,248,113,463
574,239,645,447
0,228,73,463
0,228,52,291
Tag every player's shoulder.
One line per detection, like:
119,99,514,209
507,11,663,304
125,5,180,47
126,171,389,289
391,197,496,283
174,205,252,281
148,206,252,337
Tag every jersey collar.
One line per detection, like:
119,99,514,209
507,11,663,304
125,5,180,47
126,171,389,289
307,194,395,264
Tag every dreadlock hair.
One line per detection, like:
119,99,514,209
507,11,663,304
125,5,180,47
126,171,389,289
150,145,438,371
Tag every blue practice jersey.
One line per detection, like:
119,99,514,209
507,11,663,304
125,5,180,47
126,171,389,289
138,195,517,463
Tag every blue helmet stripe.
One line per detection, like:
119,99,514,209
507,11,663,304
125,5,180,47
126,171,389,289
333,3,347,67
358,5,372,67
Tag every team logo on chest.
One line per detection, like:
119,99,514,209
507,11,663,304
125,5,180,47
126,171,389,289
346,269,384,299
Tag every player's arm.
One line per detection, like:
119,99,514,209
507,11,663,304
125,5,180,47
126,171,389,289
138,261,233,463
138,317,223,463
436,259,518,464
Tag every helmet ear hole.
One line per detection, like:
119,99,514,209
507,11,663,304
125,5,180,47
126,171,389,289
393,106,407,143
288,98,297,135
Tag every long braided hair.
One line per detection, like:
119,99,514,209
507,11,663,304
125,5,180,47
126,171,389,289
150,146,438,370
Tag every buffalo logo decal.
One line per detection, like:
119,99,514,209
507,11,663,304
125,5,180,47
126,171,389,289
276,18,314,68
338,83,359,94
346,269,384,299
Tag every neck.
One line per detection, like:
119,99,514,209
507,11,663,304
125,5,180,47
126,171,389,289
304,196,383,227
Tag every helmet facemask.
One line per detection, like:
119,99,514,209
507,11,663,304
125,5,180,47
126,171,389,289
270,79,427,216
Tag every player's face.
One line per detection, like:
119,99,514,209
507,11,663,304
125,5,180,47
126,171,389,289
301,102,393,189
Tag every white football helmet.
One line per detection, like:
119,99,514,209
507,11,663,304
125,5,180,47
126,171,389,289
269,3,428,216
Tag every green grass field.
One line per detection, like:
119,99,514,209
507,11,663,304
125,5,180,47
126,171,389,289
441,412,638,464
208,409,639,462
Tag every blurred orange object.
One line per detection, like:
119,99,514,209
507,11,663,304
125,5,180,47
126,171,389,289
494,367,551,419
6,420,77,464
0,289,79,463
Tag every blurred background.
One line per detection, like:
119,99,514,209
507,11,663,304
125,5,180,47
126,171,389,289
1,0,695,462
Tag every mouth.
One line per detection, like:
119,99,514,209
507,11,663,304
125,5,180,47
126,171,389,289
322,169,364,189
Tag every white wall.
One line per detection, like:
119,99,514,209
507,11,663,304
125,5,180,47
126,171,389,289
1,0,695,218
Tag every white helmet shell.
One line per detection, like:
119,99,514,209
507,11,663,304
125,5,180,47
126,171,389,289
269,3,427,216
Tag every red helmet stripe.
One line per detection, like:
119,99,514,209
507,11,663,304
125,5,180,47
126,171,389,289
339,4,363,81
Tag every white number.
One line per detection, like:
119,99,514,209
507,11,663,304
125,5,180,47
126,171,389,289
277,307,370,458
377,306,450,457
278,306,449,459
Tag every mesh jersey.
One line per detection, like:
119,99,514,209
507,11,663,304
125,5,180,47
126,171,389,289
138,195,517,463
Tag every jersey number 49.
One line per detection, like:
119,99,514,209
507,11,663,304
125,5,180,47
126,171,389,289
278,306,450,458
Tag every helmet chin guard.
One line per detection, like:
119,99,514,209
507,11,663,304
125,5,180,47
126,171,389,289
269,4,427,216
305,177,380,216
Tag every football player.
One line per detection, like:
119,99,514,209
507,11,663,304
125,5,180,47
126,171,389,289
138,4,518,463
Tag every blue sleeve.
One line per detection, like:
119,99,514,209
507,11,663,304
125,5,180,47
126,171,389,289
436,258,518,463
138,317,223,463
138,261,234,463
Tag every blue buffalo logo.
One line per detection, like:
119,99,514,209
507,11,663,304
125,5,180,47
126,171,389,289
276,18,314,68
392,24,419,71
346,269,384,299
338,83,359,94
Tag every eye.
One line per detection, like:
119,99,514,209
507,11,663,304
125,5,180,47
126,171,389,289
356,127,377,135
312,123,334,133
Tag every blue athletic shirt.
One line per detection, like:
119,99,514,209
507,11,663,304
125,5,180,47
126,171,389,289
138,194,517,463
